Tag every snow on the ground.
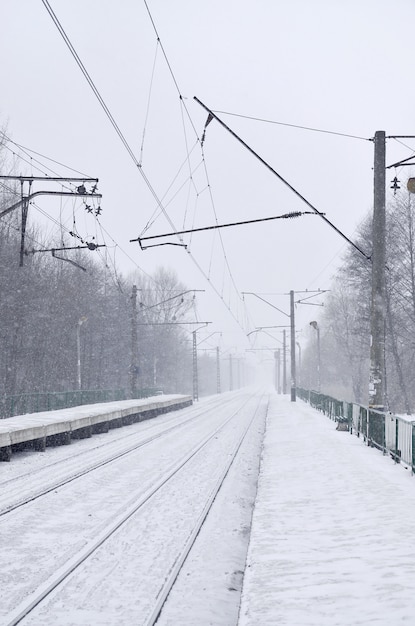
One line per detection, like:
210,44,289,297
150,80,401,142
239,393,415,626
157,394,267,626
0,390,265,626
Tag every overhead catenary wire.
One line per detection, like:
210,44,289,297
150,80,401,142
139,38,160,167
1,120,153,287
0,141,103,244
0,152,126,284
0,181,93,258
0,179,75,241
40,0,139,167
1,131,92,178
133,211,319,246
140,142,202,236
211,109,371,142
38,0,252,335
199,147,244,306
194,97,372,262
0,141,155,292
1,142,77,189
142,0,199,140
178,97,202,246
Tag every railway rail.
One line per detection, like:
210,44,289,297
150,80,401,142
144,391,268,626
0,393,240,516
2,389,267,626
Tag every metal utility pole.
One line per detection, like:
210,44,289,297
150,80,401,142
282,329,287,394
290,290,296,401
192,331,199,401
130,285,139,397
216,346,221,394
274,350,280,393
135,318,209,400
229,354,233,391
369,130,386,410
243,291,324,401
310,321,321,392
278,349,282,393
296,342,302,387
236,358,241,389
19,180,31,267
76,316,87,390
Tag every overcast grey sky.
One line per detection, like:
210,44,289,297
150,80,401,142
1,0,414,357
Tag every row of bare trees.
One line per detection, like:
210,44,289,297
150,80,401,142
0,133,228,404
0,206,199,399
300,189,415,414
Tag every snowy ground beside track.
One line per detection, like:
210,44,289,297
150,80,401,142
0,390,266,626
239,394,415,626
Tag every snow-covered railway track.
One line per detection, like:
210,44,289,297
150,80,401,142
0,394,239,517
3,389,266,626
144,391,268,626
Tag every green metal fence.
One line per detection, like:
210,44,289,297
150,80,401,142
0,387,164,419
297,387,415,472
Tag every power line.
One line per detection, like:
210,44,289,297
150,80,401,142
133,211,319,246
39,1,248,333
139,38,160,166
0,152,152,288
41,0,140,166
142,0,199,139
199,148,243,305
211,109,371,142
140,142,201,236
194,97,372,262
141,0,246,324
1,131,92,179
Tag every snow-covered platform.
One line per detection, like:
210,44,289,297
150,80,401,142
0,394,192,461
239,393,415,625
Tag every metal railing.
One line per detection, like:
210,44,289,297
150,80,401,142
297,387,415,472
0,387,164,419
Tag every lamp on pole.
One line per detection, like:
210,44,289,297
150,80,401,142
309,321,321,392
274,349,281,393
76,316,88,390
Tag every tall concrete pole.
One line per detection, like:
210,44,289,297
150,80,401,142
369,131,386,410
290,290,296,401
316,325,321,393
216,346,221,394
274,350,278,392
76,316,87,390
277,349,281,393
76,322,82,391
296,342,302,387
192,330,199,401
130,285,138,398
283,329,287,394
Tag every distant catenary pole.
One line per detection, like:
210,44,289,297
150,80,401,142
290,290,296,401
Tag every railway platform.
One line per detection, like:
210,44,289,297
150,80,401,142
0,394,192,461
238,393,415,625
